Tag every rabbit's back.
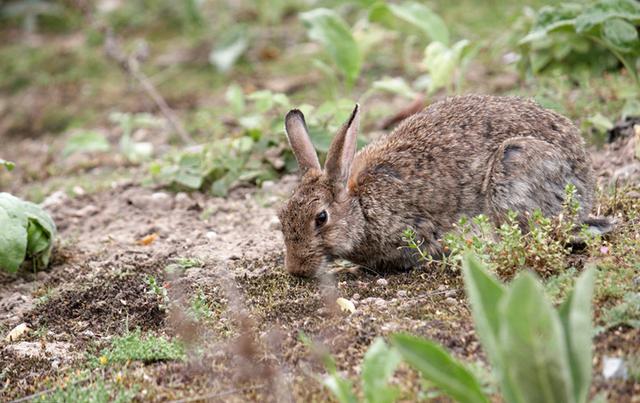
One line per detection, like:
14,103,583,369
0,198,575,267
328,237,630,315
345,95,594,268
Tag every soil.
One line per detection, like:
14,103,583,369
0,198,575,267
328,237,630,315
0,123,639,402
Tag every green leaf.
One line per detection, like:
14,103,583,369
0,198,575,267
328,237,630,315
500,272,574,403
300,8,362,85
575,0,640,33
0,202,27,273
585,113,614,133
423,39,471,94
602,18,639,52
63,131,111,156
362,338,401,403
174,153,203,189
558,267,595,403
0,193,55,273
209,28,249,73
369,1,449,45
323,375,358,403
461,254,518,402
372,76,419,99
392,333,489,403
225,84,246,115
0,159,15,171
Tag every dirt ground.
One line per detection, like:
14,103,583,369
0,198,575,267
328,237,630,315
0,122,638,402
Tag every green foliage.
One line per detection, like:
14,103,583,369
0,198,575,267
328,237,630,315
301,8,362,85
63,131,111,157
0,192,56,273
369,1,449,45
146,275,169,309
599,292,640,330
421,39,472,94
98,329,185,365
462,255,595,403
406,184,585,277
209,28,249,73
392,334,488,403
518,0,640,87
109,112,157,164
0,159,15,171
40,375,136,403
321,337,400,403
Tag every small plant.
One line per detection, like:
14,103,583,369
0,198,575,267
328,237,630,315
109,112,158,164
145,275,169,309
517,0,640,89
598,292,640,331
405,184,587,277
97,328,185,365
63,131,111,157
392,255,596,403
41,373,137,403
320,255,596,403
189,289,215,322
0,159,15,171
0,192,56,273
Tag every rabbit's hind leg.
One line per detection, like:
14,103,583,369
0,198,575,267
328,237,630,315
483,136,593,228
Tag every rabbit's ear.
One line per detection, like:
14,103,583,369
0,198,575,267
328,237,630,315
325,104,360,184
285,109,321,174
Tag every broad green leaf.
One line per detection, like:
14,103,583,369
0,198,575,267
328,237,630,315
323,374,358,403
461,254,518,402
225,84,246,115
518,4,581,45
558,267,595,403
585,113,614,133
423,39,470,94
392,333,489,403
174,154,203,189
372,77,419,99
63,131,111,156
575,0,640,33
0,202,27,273
500,272,574,403
602,18,639,52
209,29,249,73
369,1,449,45
362,338,401,403
1,159,15,171
300,8,362,85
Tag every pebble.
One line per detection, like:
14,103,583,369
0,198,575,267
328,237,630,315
71,204,99,218
72,186,86,196
5,323,30,342
602,356,627,380
150,192,173,210
351,293,361,301
175,192,191,208
261,180,276,192
376,278,388,286
445,297,457,305
445,290,458,298
40,191,68,209
205,231,218,241
396,290,408,297
269,216,281,231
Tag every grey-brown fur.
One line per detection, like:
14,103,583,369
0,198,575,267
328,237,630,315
278,95,597,276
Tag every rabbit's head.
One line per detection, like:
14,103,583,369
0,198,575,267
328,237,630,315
278,105,364,277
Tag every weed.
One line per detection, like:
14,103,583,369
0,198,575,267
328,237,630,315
96,328,185,365
404,184,589,278
145,275,168,309
189,289,215,322
598,292,640,331
39,373,137,403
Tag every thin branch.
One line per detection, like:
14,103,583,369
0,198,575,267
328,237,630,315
104,31,194,145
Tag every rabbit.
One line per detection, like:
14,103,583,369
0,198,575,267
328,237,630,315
278,94,608,277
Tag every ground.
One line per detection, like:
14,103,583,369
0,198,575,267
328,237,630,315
0,1,639,402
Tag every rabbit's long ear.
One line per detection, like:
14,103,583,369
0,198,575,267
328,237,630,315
325,104,360,184
285,109,321,174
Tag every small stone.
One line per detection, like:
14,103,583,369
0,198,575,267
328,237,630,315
205,231,218,240
71,204,99,218
175,192,191,208
376,278,388,286
72,186,86,196
5,323,30,342
150,192,173,210
602,356,627,380
269,216,281,231
351,293,361,301
445,297,457,305
262,180,276,192
40,191,68,209
444,290,458,298
396,290,408,297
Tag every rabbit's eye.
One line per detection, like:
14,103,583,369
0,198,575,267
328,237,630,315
315,210,328,228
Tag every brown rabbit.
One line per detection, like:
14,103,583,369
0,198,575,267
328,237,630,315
278,95,604,277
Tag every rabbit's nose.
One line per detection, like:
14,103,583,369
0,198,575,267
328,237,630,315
284,252,313,277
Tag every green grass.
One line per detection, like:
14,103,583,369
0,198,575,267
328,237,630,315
96,329,185,365
39,376,137,403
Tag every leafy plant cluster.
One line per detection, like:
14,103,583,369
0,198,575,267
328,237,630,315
96,328,185,365
517,0,640,89
301,1,473,94
404,184,589,278
0,191,56,273
320,254,596,403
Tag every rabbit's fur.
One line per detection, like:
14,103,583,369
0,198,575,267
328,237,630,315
278,95,598,276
